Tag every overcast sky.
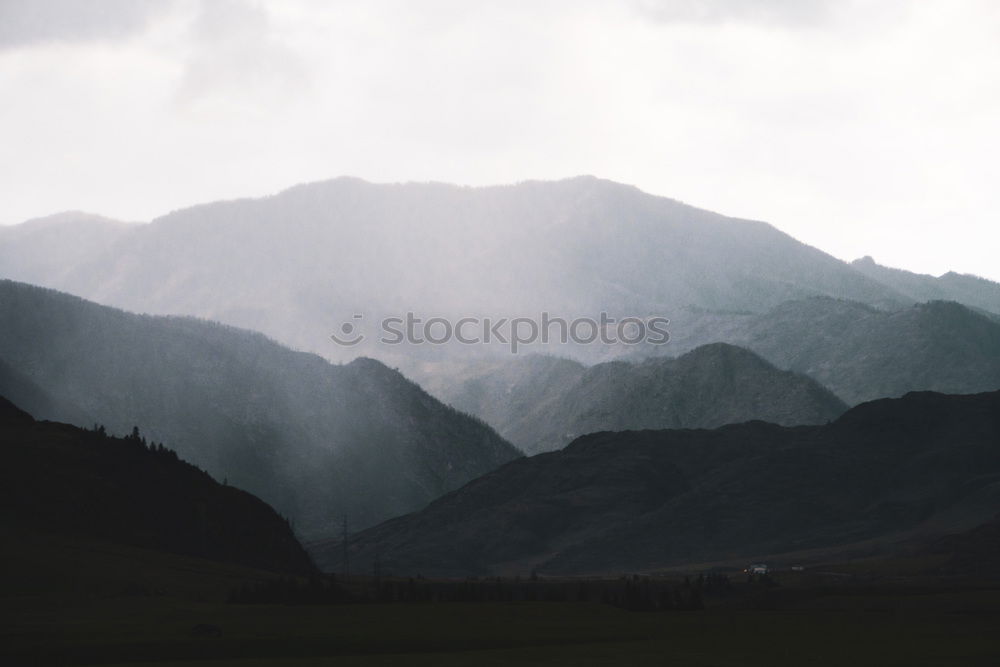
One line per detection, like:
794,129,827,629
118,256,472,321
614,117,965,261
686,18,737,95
1,0,998,280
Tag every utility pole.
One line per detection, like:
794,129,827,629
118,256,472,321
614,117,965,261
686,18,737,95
342,515,349,579
373,541,382,602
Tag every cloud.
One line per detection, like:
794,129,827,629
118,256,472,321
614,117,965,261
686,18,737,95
631,0,838,27
173,0,309,108
0,0,170,50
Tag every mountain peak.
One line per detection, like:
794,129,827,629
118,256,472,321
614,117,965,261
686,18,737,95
679,341,765,361
442,341,846,455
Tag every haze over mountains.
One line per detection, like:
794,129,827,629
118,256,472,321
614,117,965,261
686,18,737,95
437,343,847,454
2,176,973,365
0,280,518,536
331,390,1000,576
3,176,998,410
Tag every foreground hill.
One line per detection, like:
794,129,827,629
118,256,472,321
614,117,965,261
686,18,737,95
0,396,314,574
0,281,519,537
331,390,1000,576
0,177,906,365
440,344,847,454
926,514,1000,575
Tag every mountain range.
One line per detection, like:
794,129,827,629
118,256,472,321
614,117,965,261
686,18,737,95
417,294,1000,439
327,390,1000,576
3,176,1000,558
4,176,998,411
0,280,519,537
6,176,987,369
653,297,1000,405
436,343,847,454
851,255,1000,316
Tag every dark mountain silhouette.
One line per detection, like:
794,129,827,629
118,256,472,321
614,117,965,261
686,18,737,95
0,396,315,574
926,514,1000,575
0,177,907,367
439,343,847,454
0,280,519,537
328,390,1000,576
852,255,1000,316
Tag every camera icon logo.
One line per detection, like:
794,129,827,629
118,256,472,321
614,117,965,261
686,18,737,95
330,314,365,346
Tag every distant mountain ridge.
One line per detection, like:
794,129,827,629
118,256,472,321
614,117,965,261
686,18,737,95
654,297,1000,405
6,177,999,410
439,343,847,454
331,390,1000,576
0,280,520,537
423,296,1000,440
0,211,136,290
0,176,916,368
852,255,1000,315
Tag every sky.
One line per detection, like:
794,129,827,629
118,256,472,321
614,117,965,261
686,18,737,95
1,0,998,281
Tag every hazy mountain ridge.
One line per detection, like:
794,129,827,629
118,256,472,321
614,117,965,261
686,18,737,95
0,280,520,537
425,295,1000,444
439,343,847,454
706,297,1000,405
0,396,315,575
6,177,996,412
0,211,136,290
331,390,1000,576
580,295,1000,407
0,177,911,367
852,255,1000,316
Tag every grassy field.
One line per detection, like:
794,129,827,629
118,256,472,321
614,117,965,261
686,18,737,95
3,535,1000,666
5,595,1000,666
